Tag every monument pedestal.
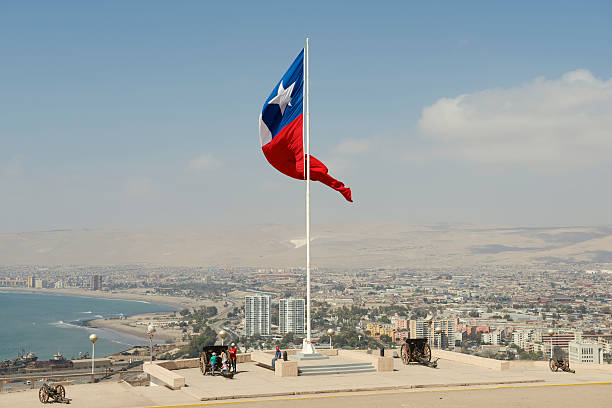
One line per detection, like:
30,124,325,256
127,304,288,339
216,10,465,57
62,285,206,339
295,339,329,360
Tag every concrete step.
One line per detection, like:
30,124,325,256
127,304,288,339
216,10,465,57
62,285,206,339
298,363,376,376
298,367,376,376
299,363,374,370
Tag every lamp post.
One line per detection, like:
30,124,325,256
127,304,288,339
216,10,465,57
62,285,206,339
547,328,554,359
358,334,362,349
147,324,156,362
218,330,227,346
89,333,98,379
435,327,443,349
327,328,335,349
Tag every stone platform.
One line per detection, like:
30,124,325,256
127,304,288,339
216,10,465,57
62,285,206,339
2,352,611,408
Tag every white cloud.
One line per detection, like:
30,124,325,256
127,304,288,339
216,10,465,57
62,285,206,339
332,138,371,156
418,69,612,166
189,153,221,171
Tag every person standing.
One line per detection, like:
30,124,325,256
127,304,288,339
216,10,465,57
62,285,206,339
209,352,218,375
229,343,237,374
221,351,229,374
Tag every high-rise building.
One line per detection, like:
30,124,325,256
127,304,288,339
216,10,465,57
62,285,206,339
245,295,270,336
27,276,35,288
433,319,457,348
279,298,305,334
410,318,456,348
409,319,428,339
91,275,103,291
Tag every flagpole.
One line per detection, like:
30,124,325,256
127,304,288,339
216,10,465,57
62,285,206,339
305,37,312,348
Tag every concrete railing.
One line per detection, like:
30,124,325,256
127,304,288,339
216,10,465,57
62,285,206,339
275,360,298,377
431,349,510,371
143,362,185,390
569,362,612,372
0,369,143,392
155,353,252,371
506,360,612,372
156,358,199,370
250,351,274,367
249,351,298,376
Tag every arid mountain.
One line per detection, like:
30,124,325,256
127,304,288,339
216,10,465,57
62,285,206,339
0,224,611,268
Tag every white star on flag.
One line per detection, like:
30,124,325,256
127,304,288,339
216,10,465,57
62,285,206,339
268,80,295,115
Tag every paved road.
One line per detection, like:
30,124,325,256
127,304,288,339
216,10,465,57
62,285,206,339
146,383,612,408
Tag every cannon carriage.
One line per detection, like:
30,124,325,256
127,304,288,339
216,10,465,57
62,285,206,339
199,345,233,378
400,338,438,368
549,358,575,373
38,383,71,404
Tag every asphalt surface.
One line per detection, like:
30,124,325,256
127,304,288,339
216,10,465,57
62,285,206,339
145,383,612,408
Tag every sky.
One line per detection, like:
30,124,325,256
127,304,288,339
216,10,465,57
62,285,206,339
1,1,611,233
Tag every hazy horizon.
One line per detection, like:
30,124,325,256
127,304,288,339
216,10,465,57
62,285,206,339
1,223,611,267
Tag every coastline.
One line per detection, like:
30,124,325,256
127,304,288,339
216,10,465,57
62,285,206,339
0,288,193,352
0,287,195,310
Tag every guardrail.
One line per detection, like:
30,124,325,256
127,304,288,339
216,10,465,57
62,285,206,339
0,369,144,392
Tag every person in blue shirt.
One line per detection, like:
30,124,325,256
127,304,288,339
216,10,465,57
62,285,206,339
272,346,282,369
209,352,218,375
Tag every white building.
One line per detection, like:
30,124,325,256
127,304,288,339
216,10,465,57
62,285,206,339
279,298,305,335
245,295,270,336
482,330,503,345
512,329,534,349
569,341,604,364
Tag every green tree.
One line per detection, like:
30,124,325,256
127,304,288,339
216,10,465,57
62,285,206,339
379,334,393,344
185,326,217,357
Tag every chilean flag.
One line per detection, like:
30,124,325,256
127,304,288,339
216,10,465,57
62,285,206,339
259,50,352,202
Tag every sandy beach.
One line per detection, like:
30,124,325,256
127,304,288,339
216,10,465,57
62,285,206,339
86,312,185,342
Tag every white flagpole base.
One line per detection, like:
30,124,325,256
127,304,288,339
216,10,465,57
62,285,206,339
301,339,317,355
295,339,328,360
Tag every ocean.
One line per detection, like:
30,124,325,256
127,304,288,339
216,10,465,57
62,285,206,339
0,291,177,361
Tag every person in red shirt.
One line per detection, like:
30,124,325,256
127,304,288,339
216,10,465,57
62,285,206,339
229,343,237,374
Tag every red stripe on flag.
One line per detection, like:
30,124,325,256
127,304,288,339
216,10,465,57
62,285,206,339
262,114,352,202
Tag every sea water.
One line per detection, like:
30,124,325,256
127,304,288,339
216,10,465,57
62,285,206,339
0,291,176,361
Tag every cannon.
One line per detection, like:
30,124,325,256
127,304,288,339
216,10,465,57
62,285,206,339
38,383,71,404
400,338,438,368
549,358,575,373
199,345,234,378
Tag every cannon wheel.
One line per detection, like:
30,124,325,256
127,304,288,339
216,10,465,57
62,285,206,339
39,386,49,403
400,344,411,364
56,385,66,400
549,359,559,372
422,344,432,362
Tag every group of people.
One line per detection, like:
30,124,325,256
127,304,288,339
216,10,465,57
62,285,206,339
207,344,286,375
208,343,238,375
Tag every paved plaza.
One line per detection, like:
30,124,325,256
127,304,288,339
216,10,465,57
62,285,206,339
1,357,611,408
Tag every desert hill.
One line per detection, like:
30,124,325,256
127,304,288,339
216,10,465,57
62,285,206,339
0,224,611,268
